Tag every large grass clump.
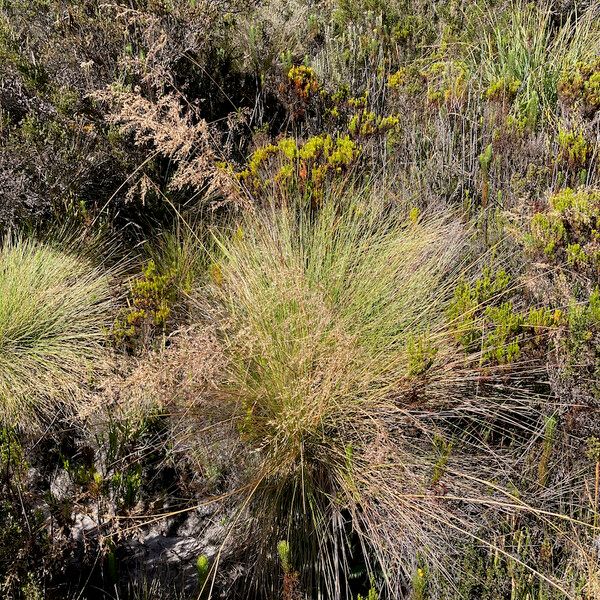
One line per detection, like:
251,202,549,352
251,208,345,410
0,237,113,427
207,192,548,598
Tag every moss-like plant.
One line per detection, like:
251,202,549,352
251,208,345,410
196,554,210,590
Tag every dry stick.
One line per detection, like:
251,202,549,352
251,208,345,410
595,458,600,530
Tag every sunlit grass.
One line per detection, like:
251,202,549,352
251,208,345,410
0,236,113,427
205,191,552,597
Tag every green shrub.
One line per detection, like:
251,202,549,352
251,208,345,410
520,188,600,398
558,58,600,117
112,222,207,352
237,134,360,202
0,237,113,427
557,127,590,170
525,187,600,276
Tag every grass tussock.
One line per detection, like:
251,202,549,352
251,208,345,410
0,236,113,427
206,193,547,597
476,0,600,118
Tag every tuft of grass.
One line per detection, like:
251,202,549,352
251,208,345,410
206,190,550,597
475,1,599,122
0,236,113,427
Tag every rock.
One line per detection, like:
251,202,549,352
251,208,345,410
50,470,75,501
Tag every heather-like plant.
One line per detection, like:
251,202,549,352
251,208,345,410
0,237,113,426
206,191,551,597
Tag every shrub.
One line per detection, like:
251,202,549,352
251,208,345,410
207,191,549,597
113,224,208,352
558,58,600,117
0,236,113,427
237,134,360,202
113,259,181,352
525,187,600,275
557,126,590,170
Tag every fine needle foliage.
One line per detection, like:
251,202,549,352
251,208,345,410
0,236,113,428
207,191,548,598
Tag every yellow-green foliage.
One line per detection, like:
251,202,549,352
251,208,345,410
449,268,560,364
288,65,319,98
357,585,379,600
566,287,600,394
485,76,521,102
483,302,523,364
431,434,452,486
238,134,359,198
538,415,557,486
0,237,112,427
527,213,566,257
348,109,399,138
558,58,600,115
113,260,180,351
477,1,599,124
448,266,511,352
412,564,428,600
387,65,425,97
557,127,590,169
525,188,600,274
196,554,209,587
422,59,468,106
406,333,437,376
523,188,600,396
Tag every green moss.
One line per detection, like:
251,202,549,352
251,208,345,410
196,554,210,586
277,540,291,573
